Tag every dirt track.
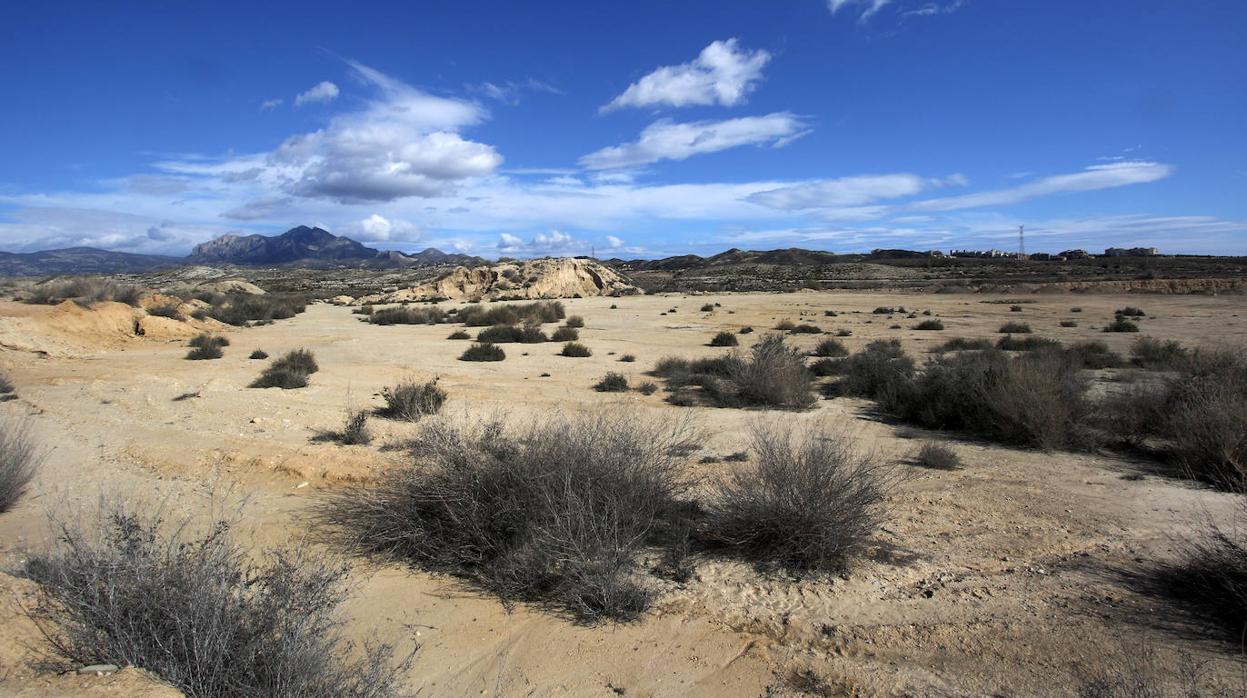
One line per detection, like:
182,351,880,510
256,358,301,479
1,290,1244,696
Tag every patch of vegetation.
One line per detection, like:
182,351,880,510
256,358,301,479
551,326,579,342
932,337,992,353
1131,336,1189,369
706,424,890,571
700,304,715,312
914,319,944,331
249,349,269,360
561,342,592,357
477,323,548,344
1059,320,1078,327
456,301,565,327
635,381,658,395
593,372,629,392
1104,318,1140,333
185,333,229,360
996,335,1062,352
317,412,695,622
323,409,372,446
811,338,848,358
368,306,447,326
872,307,895,314
24,278,144,307
0,417,39,514
1010,305,1023,312
146,302,183,320
831,340,915,400
836,329,853,337
914,442,963,470
250,349,318,389
774,320,796,331
207,293,309,326
789,324,822,334
739,326,754,334
653,336,815,410
24,505,410,697
619,354,636,363
459,343,506,362
998,322,1032,334
447,329,471,340
564,315,585,328
708,331,739,347
1066,341,1126,369
1116,306,1146,317
379,378,446,421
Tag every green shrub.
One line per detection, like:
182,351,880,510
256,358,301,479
477,323,548,343
456,301,565,327
369,306,447,325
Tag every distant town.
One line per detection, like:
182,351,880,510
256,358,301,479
870,247,1161,261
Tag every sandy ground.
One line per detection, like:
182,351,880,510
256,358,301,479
1,290,1245,696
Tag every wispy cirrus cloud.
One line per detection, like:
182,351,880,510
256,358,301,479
912,161,1172,212
747,173,964,210
601,39,770,112
580,113,807,169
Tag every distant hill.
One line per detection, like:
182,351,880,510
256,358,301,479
0,247,182,275
1,226,484,275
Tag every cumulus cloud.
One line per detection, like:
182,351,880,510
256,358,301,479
912,161,1173,212
351,213,422,242
606,235,624,249
747,173,955,210
496,229,584,255
270,61,501,202
294,80,340,107
580,113,807,169
602,39,770,112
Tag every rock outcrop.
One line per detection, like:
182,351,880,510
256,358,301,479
359,258,640,303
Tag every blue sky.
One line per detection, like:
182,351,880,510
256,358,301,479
1,0,1244,258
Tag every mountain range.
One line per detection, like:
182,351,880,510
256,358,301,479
0,226,484,275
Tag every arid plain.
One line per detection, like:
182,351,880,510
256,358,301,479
1,288,1246,696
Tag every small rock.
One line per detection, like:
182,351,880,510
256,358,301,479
78,664,119,675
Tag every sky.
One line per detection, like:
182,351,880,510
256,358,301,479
1,0,1245,259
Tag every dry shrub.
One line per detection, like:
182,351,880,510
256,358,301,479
564,315,585,328
1131,336,1189,370
1060,320,1079,327
208,293,308,326
1066,341,1126,369
708,331,738,347
317,411,695,622
886,348,1091,450
1158,350,1247,486
325,409,372,446
24,278,145,307
447,329,470,340
914,319,944,331
833,340,915,400
460,343,505,362
147,302,183,320
932,337,992,353
561,342,592,357
594,372,629,392
186,333,228,360
1116,306,1146,317
249,349,269,360
706,423,890,572
998,322,1032,334
368,306,446,326
457,301,564,327
250,349,318,389
379,378,446,421
1105,318,1140,333
477,323,548,343
24,504,410,697
0,417,40,514
811,338,848,358
1075,645,1233,697
914,442,962,470
619,354,636,363
774,320,796,331
550,326,579,342
996,335,1061,352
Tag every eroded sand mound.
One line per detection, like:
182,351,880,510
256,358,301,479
360,257,640,302
0,300,222,356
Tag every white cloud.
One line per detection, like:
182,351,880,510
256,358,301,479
580,113,807,169
602,39,770,112
260,98,283,110
913,161,1173,212
352,213,422,242
221,197,292,221
468,78,563,105
294,80,340,107
606,235,624,249
827,0,893,21
747,173,952,210
270,61,501,202
496,229,585,255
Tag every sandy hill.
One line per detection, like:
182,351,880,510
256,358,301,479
359,257,640,303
